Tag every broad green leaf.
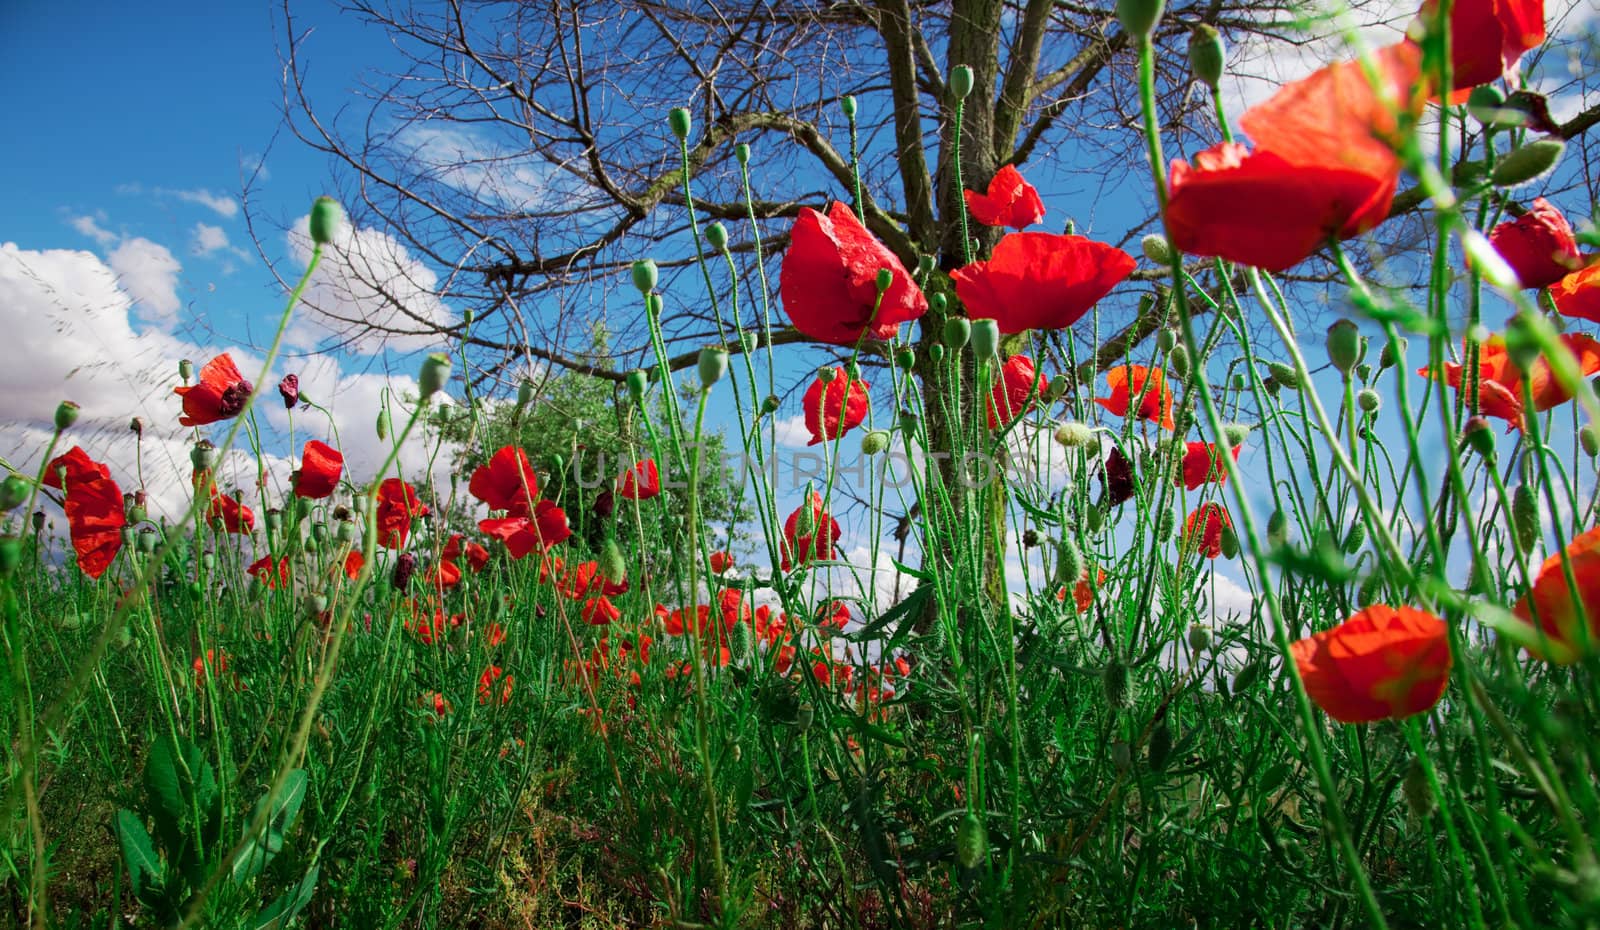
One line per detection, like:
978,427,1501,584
114,809,163,900
232,770,309,883
249,863,319,930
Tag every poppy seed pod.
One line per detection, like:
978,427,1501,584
929,292,948,315
1357,388,1381,413
336,519,358,544
928,343,945,363
179,358,195,382
1116,0,1165,40
1188,24,1225,89
191,440,218,472
136,528,159,554
31,510,44,532
698,346,729,388
795,702,814,732
735,143,751,165
376,410,391,441
895,348,916,371
970,319,1000,360
1141,234,1174,265
943,317,972,349
1492,139,1564,188
875,267,894,293
705,222,729,251
54,401,80,431
861,430,890,455
668,107,692,140
309,196,344,246
949,65,973,100
626,369,649,404
840,94,857,118
631,259,658,294
1326,320,1362,374
0,475,27,511
1187,622,1212,652
419,353,452,399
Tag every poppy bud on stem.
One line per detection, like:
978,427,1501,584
698,346,729,389
626,370,649,404
1116,0,1165,42
1187,25,1225,89
668,107,692,140
54,401,80,432
949,65,973,101
1326,320,1363,374
632,259,658,294
419,353,452,399
1491,139,1564,188
309,196,344,246
970,319,1000,360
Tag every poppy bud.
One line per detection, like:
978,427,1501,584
31,510,44,532
1155,505,1176,541
955,813,987,868
393,552,418,589
1343,519,1366,554
626,370,649,404
818,366,837,384
1169,344,1190,379
705,222,729,250
1110,739,1132,772
1156,329,1178,353
265,509,283,535
1141,234,1173,265
600,537,627,585
970,319,1000,360
0,476,27,511
1356,388,1381,414
698,346,729,389
630,259,659,295
1219,524,1239,559
840,94,858,119
761,394,781,415
1116,0,1165,41
949,65,974,100
861,430,890,455
929,343,945,364
1402,756,1435,819
875,267,894,294
309,196,344,246
179,358,195,382
54,401,80,431
191,440,218,472
376,409,391,441
419,353,451,399
305,593,329,621
1057,537,1084,587
668,107,692,140
1187,622,1211,652
943,317,971,349
1267,361,1299,389
1511,483,1539,554
1085,506,1104,533
1581,424,1600,458
929,292,948,315
0,535,19,577
1044,375,1070,403
129,417,145,437
1054,421,1095,448
1187,24,1225,89
1378,337,1407,370
516,378,535,408
741,331,759,356
337,519,358,544
895,348,916,371
735,143,751,165
1232,658,1264,694
1502,316,1541,374
1467,84,1508,126
128,501,146,524
795,701,814,732
898,408,919,436
1356,363,1373,383
1325,320,1362,374
1491,139,1564,188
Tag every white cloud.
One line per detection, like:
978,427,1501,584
158,187,238,219
397,124,553,208
193,222,230,255
69,214,117,246
107,237,182,324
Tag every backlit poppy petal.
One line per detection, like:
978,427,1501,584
779,202,928,345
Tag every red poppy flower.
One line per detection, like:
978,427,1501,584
375,478,427,549
51,449,124,579
294,440,343,499
469,446,538,517
951,233,1135,333
425,559,462,590
1511,525,1600,663
442,534,489,572
43,446,111,490
1056,567,1108,614
1421,0,1545,91
1178,441,1240,491
1183,503,1231,559
583,595,622,626
421,690,452,716
816,600,851,630
779,202,928,345
1096,365,1175,430
803,368,870,445
207,492,255,534
174,353,254,427
1420,332,1600,430
781,492,841,571
555,560,625,599
617,459,661,501
709,550,733,575
987,355,1040,429
342,550,364,581
1552,262,1600,323
248,555,290,589
962,164,1046,230
478,665,514,705
479,499,571,558
192,650,232,689
1488,198,1582,289
1290,605,1451,723
659,603,713,637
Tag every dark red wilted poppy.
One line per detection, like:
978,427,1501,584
963,164,1046,230
1420,332,1600,430
617,459,661,501
1179,441,1240,491
781,491,841,571
1096,365,1175,430
1290,605,1451,723
479,499,570,559
174,353,254,427
1552,262,1600,323
375,478,427,549
469,446,538,517
1489,198,1582,289
951,233,1135,333
779,202,928,345
987,355,1039,429
208,492,255,534
1512,525,1600,664
1103,446,1136,506
50,447,124,579
583,595,622,626
278,373,300,409
294,440,343,499
248,555,290,589
1422,0,1546,91
443,534,489,572
804,368,870,445
1183,503,1231,559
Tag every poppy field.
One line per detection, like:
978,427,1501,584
5,0,1600,927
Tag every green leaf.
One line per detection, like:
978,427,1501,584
847,584,930,648
249,863,319,930
114,809,163,901
232,770,308,883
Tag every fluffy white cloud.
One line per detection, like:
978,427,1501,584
107,237,182,324
159,187,238,219
69,214,117,246
193,222,230,255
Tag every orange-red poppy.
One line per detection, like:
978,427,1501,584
174,353,253,427
987,355,1039,429
207,492,255,534
294,440,343,499
963,164,1046,230
1511,525,1600,663
375,478,427,549
779,202,928,345
478,665,514,705
1420,332,1600,430
708,550,733,574
803,367,870,445
442,533,489,572
47,447,124,579
583,595,622,626
617,459,661,501
1420,0,1545,92
247,554,290,589
1057,567,1108,614
1179,441,1240,491
1290,605,1451,723
469,445,538,517
1552,263,1600,324
479,499,571,558
951,232,1134,333
1183,503,1230,559
1096,365,1175,430
1488,198,1582,289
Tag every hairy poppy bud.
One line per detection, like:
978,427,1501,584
599,537,627,585
1219,524,1240,559
0,535,19,577
1511,483,1539,554
419,353,451,399
895,348,916,371
517,378,535,408
1266,361,1299,390
1148,718,1173,772
1187,24,1225,89
625,370,649,404
336,519,358,544
1116,0,1165,40
376,409,391,441
1187,622,1211,652
698,346,729,389
949,65,974,100
1057,537,1084,588
735,143,751,165
631,259,658,295
191,440,218,472
1357,388,1381,414
1232,658,1264,694
1467,84,1508,126
705,222,728,250
54,401,80,431
1461,416,1496,461
761,393,781,415
1581,424,1600,458
1110,739,1132,772
309,196,344,246
668,107,692,140
1343,518,1367,554
393,552,418,589
1492,139,1564,188
1356,363,1373,383
955,813,987,868
898,408,919,436
1378,337,1407,370
817,366,836,384
795,701,814,732
970,319,1000,360
0,475,27,511
861,430,890,455
1402,756,1435,819
1141,234,1173,265
1156,329,1178,353
943,317,972,349
1169,344,1190,379
874,267,894,294
1054,421,1094,448
840,94,858,119
1326,320,1362,374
